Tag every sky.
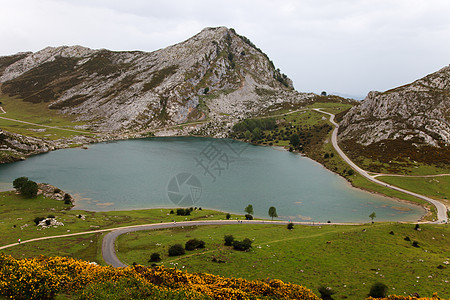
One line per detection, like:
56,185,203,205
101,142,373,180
1,0,449,98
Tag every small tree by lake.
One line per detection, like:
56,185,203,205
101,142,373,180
268,206,278,220
369,212,376,223
245,204,254,215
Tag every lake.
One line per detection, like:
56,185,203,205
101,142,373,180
0,137,425,222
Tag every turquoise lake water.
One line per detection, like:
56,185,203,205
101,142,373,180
0,137,425,222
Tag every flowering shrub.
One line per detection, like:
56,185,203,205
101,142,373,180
1,254,442,300
0,254,320,299
366,294,444,300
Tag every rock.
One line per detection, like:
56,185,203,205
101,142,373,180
338,65,450,148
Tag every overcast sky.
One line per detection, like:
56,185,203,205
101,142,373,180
1,0,449,98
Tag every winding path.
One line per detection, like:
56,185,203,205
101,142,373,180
313,108,448,224
101,219,355,267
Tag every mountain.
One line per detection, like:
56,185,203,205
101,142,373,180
0,27,313,136
338,65,450,167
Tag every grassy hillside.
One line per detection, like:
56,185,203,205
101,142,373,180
116,223,450,299
0,190,239,247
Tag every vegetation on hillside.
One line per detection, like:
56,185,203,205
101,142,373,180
116,223,450,299
0,254,320,300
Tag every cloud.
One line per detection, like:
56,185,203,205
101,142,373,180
0,0,449,96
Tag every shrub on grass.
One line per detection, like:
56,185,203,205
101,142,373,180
33,217,45,225
20,180,38,198
368,282,388,298
148,253,161,263
318,286,335,300
245,214,253,220
226,213,231,220
168,244,185,256
415,224,420,231
185,239,205,251
224,235,234,246
13,177,28,190
53,188,61,193
287,223,294,230
45,219,51,226
412,241,420,248
404,236,411,241
232,238,252,251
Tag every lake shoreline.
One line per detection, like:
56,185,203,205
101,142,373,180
1,135,430,223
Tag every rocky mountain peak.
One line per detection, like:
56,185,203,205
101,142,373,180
0,27,307,134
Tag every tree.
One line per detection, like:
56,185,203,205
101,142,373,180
244,130,252,140
290,133,300,147
268,206,278,220
13,177,28,190
252,127,262,140
287,222,294,230
20,180,38,198
226,213,231,220
368,282,388,298
244,204,254,215
369,212,376,223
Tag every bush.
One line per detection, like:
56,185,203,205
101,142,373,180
232,238,252,251
368,282,388,298
415,224,420,230
226,213,231,220
169,210,174,214
412,241,420,248
47,215,55,219
34,217,45,225
287,223,294,230
53,188,61,193
318,286,335,300
45,219,51,226
13,177,28,190
168,244,185,256
20,180,38,198
245,214,253,220
404,236,411,241
176,208,191,216
185,239,205,251
224,235,234,246
148,253,161,263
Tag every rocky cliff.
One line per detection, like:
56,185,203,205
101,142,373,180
339,66,449,147
0,27,313,136
337,66,449,169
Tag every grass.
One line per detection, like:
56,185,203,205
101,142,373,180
0,95,94,139
116,223,450,299
377,176,450,204
0,190,241,247
0,118,91,140
306,102,353,114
